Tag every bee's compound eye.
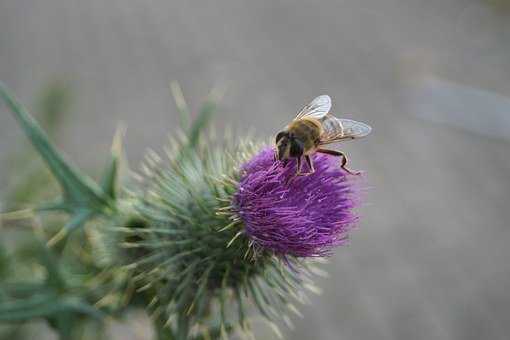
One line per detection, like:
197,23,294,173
277,143,287,161
275,131,287,144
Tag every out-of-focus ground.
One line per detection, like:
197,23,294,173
1,0,510,339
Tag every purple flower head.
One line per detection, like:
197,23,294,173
234,147,363,257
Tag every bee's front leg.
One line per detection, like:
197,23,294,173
296,155,315,176
285,157,303,184
295,156,303,176
305,155,315,174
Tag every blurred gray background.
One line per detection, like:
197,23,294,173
1,0,510,339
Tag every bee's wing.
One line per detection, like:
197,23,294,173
294,95,332,120
319,115,372,144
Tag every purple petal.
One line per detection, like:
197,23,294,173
234,147,363,257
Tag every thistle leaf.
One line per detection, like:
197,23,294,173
63,209,96,231
100,152,119,201
0,241,105,328
0,295,104,322
58,299,106,320
188,100,216,148
36,241,66,290
100,127,125,200
0,293,60,321
170,81,191,130
0,82,114,230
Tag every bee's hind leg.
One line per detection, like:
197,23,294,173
316,149,361,175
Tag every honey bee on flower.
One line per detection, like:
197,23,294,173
275,95,371,175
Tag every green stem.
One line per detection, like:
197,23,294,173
153,314,192,340
154,320,174,340
176,314,190,340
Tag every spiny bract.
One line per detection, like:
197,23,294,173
98,137,324,338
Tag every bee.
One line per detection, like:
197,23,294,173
275,95,371,176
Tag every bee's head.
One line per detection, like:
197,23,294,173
275,131,290,161
275,131,304,161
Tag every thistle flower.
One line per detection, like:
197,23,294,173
102,138,309,338
0,82,366,340
234,147,361,258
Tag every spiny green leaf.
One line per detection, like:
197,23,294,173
176,313,191,340
0,295,104,322
188,100,216,148
52,311,74,340
3,80,70,210
1,283,46,297
100,155,119,201
100,127,125,200
191,323,235,340
58,299,106,320
0,293,59,321
64,209,95,231
170,81,191,130
36,242,66,290
0,82,114,231
0,245,9,280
